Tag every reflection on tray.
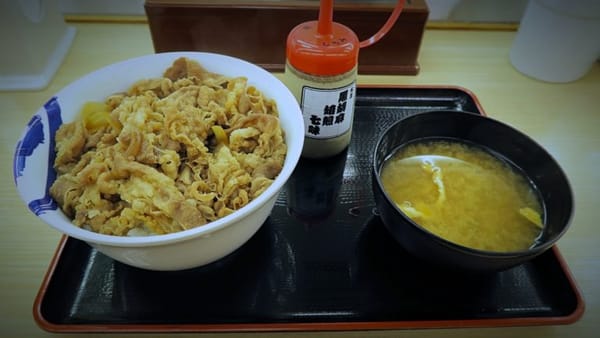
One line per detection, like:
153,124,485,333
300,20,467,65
287,149,348,225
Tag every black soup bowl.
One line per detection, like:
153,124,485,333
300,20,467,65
372,110,573,271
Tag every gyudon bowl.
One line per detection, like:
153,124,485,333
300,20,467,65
14,52,304,270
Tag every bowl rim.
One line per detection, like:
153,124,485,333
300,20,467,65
372,109,574,258
14,51,304,247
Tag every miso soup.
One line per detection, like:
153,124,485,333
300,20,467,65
379,139,544,252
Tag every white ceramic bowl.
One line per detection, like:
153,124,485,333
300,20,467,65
13,52,304,271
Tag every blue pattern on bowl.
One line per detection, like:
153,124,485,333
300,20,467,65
13,97,62,216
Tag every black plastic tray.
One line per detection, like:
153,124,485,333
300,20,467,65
34,86,584,333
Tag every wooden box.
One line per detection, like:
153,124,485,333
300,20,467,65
145,0,429,75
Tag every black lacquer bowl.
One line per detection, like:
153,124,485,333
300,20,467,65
372,110,574,271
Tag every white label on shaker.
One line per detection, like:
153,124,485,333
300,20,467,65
300,82,356,139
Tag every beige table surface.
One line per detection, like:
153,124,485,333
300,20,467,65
1,23,598,338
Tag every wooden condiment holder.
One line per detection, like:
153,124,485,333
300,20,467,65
145,0,429,75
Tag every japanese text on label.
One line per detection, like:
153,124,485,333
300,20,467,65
301,82,356,139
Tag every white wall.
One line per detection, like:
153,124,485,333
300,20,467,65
427,0,527,22
60,0,145,15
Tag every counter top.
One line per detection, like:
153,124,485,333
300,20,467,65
1,22,598,338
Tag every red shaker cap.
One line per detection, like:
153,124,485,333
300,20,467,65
286,0,359,76
286,0,405,76
286,21,359,76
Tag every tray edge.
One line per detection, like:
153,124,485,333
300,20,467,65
32,236,585,333
357,84,488,117
32,85,585,333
